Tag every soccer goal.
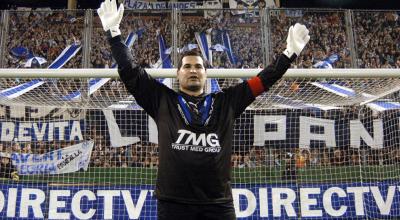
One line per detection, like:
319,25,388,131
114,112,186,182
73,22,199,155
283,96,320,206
0,68,399,219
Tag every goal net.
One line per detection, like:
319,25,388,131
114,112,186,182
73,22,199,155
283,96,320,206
0,7,399,220
0,68,399,219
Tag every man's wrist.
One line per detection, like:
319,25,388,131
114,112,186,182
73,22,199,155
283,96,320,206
106,30,123,45
283,48,297,62
108,26,121,38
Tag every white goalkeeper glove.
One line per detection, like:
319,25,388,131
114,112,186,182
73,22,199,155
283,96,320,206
97,0,124,38
283,23,310,61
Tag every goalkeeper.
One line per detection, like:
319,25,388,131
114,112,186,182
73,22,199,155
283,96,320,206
97,0,309,219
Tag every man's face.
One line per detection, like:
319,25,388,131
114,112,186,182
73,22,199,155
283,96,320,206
177,56,206,94
1,157,9,165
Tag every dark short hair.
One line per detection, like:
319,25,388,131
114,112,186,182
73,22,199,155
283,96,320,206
177,49,208,70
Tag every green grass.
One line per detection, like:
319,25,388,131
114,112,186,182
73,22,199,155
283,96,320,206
17,165,400,185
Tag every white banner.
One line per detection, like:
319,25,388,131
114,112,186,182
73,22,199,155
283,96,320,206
11,140,94,175
0,105,86,120
0,120,84,142
103,109,140,147
124,0,198,9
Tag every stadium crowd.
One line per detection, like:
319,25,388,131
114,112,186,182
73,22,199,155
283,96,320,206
3,9,399,70
353,11,400,68
5,11,84,68
1,136,399,172
270,10,352,68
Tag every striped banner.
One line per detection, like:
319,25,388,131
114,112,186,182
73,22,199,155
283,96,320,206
48,44,81,69
0,79,44,99
206,77,221,93
311,82,356,97
222,30,236,65
157,34,172,68
271,95,339,110
195,29,220,93
366,101,400,112
195,29,212,64
0,43,81,99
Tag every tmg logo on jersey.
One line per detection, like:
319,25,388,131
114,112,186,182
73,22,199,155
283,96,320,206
171,129,221,153
176,129,220,147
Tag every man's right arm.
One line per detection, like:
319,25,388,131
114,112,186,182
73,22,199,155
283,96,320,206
98,0,162,118
107,34,145,94
107,34,163,119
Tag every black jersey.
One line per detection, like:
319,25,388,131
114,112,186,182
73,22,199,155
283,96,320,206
108,34,291,204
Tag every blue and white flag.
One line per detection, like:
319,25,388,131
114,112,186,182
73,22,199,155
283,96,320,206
24,56,47,68
125,31,137,48
125,28,144,48
64,31,140,101
48,43,81,69
210,44,227,52
165,44,198,55
311,82,356,97
178,44,198,53
206,77,221,93
271,95,339,111
11,140,94,175
158,34,173,68
195,29,220,92
222,30,237,65
0,43,81,99
155,33,173,88
0,79,45,99
164,47,173,55
313,54,339,69
366,101,400,112
195,29,212,64
107,99,144,110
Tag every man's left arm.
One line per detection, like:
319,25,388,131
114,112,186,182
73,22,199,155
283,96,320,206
247,23,310,97
229,23,310,117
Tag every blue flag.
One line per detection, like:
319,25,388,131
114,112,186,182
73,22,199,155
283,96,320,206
313,54,339,69
158,34,173,68
222,30,237,65
195,29,212,64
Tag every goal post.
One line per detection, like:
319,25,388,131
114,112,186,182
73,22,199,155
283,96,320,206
0,68,399,78
0,68,399,219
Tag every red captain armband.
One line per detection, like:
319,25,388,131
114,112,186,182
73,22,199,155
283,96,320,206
247,76,265,97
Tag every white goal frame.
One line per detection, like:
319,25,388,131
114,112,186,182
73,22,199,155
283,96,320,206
0,68,399,78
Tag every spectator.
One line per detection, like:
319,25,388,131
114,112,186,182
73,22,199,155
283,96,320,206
0,154,19,181
350,149,361,166
282,152,297,180
332,148,345,166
